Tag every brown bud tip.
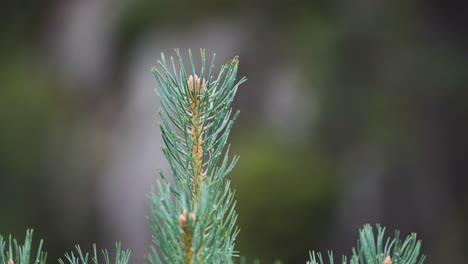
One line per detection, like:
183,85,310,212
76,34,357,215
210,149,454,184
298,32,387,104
189,213,196,222
8,259,14,264
201,78,206,93
194,74,201,93
179,209,188,226
187,74,207,94
384,256,392,264
179,214,186,226
188,75,194,90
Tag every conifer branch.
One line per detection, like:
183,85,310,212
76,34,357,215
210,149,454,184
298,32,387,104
0,219,129,264
58,244,130,264
148,49,245,263
307,224,426,264
0,230,47,264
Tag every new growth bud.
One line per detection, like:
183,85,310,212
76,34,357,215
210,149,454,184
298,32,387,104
384,256,392,264
179,209,188,227
179,209,196,228
188,75,206,94
189,212,196,222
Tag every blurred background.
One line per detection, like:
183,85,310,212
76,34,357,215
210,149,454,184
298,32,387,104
1,0,467,263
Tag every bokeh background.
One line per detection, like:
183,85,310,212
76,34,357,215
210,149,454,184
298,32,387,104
1,1,467,263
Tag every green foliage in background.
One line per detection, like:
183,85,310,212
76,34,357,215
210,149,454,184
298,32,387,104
58,244,130,264
0,230,129,264
0,230,46,264
308,225,425,264
0,54,65,237
232,135,336,262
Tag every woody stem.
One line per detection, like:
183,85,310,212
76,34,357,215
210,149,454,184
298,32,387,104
188,76,205,200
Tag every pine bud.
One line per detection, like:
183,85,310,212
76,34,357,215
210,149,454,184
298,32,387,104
179,209,196,228
194,74,200,91
189,212,196,222
384,256,392,264
179,209,188,227
188,75,194,92
188,74,206,94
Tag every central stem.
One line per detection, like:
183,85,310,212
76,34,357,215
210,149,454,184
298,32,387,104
181,75,206,264
188,74,206,199
179,210,195,264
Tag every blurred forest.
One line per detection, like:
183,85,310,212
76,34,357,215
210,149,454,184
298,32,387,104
1,1,467,263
